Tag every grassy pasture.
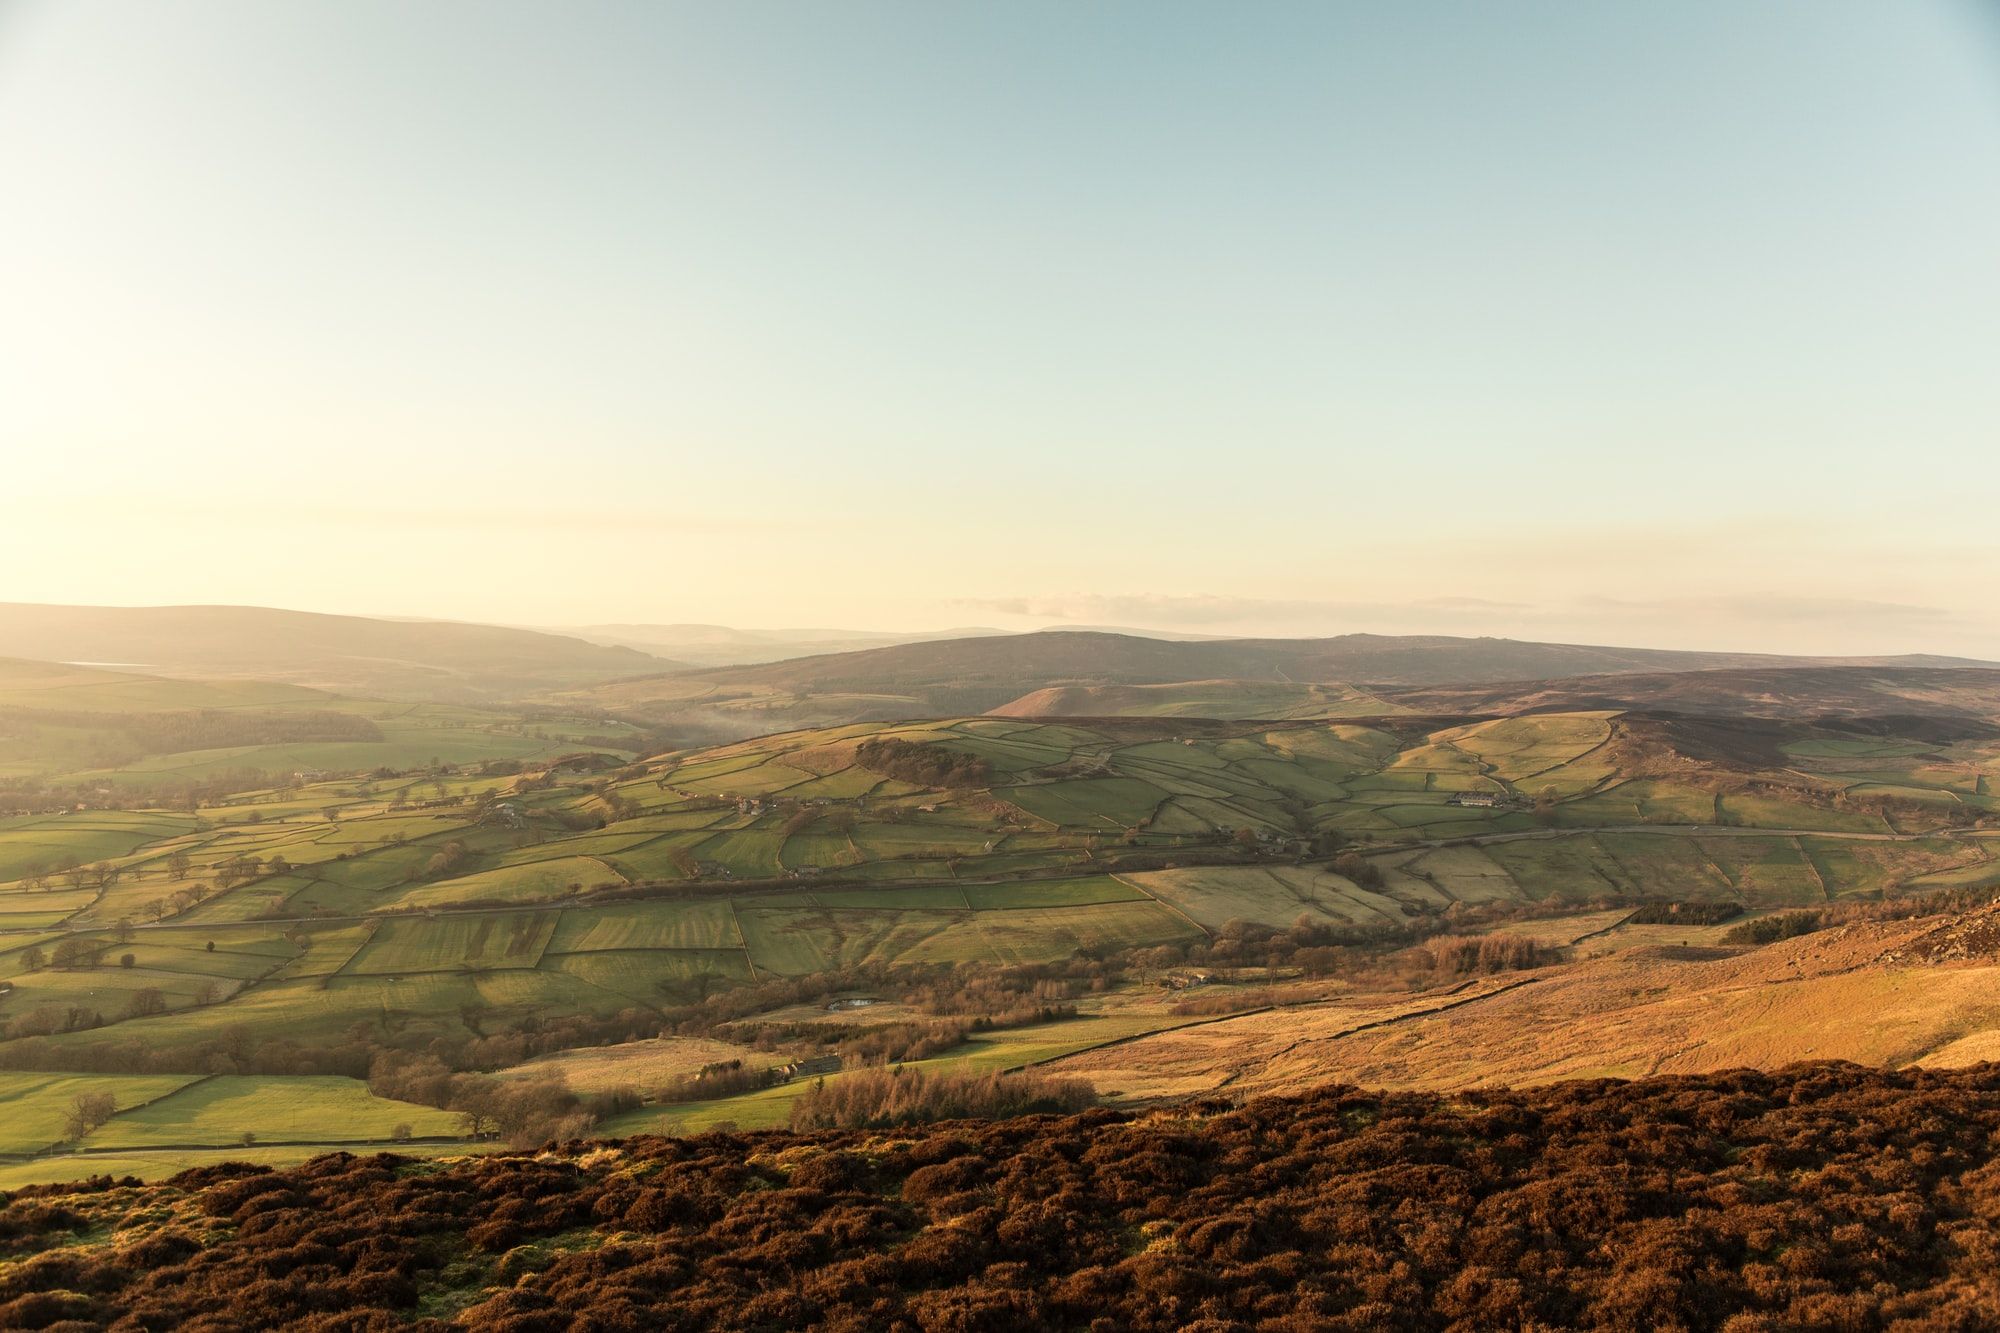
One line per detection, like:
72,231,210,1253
1400,846,1524,904
542,948,752,1002
811,884,970,910
1479,837,1635,900
972,900,1202,960
0,1071,202,1154
83,1074,462,1148
1440,714,1612,780
392,855,621,908
498,1035,774,1095
343,911,561,975
1559,779,1718,825
962,876,1146,910
1696,837,1827,906
547,899,738,952
262,923,372,980
1593,833,1737,899
734,907,997,974
1719,792,1887,833
1007,777,1168,830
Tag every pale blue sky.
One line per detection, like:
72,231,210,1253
3,1,1997,653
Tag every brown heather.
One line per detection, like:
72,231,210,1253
5,1062,2000,1329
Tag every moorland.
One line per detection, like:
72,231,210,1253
7,1063,2000,1329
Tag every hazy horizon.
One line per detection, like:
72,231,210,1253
5,1,1998,657
4,595,2000,665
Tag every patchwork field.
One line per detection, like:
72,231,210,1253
1,698,1996,1182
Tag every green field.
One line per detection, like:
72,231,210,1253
0,1071,203,1154
82,1074,464,1148
344,911,562,974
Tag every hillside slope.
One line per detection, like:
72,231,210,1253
693,629,1988,693
0,604,673,701
1380,665,2000,723
1051,899,2000,1099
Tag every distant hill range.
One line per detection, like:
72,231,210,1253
560,629,1999,738
6,606,1992,724
0,603,677,702
675,630,1988,696
549,623,1009,668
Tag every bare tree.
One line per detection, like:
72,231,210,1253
62,1091,117,1141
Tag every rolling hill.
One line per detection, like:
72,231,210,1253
551,623,1009,668
0,657,648,796
561,629,1998,739
1378,664,2000,723
1000,665,2000,726
0,604,675,702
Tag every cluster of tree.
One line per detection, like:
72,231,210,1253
0,767,281,815
120,708,383,753
786,1064,1097,1130
653,1059,777,1104
1419,932,1552,975
15,1062,1992,1330
852,738,991,790
1331,850,1384,888
825,1018,978,1067
1833,783,1988,831
0,1003,674,1083
3,1003,103,1041
365,1051,632,1147
422,839,471,879
650,958,1116,1051
1125,897,1593,983
1722,881,2000,947
1630,898,1745,925
1725,908,1838,946
0,706,380,764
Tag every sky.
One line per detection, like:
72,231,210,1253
2,1,1998,656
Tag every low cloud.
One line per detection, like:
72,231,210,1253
1576,594,1955,628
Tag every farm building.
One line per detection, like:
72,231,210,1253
776,1055,842,1081
1448,791,1500,807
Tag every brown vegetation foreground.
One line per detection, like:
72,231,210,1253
7,1063,2000,1330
